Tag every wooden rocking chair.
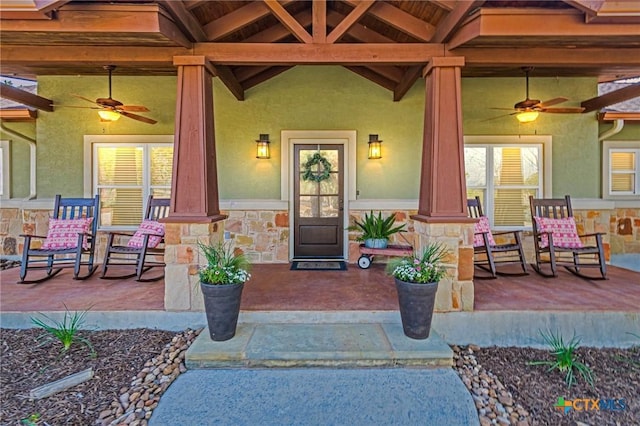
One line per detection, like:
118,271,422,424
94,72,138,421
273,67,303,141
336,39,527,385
467,197,528,279
529,195,607,279
100,196,170,282
19,195,100,283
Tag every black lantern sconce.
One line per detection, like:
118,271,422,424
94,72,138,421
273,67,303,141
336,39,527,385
368,134,382,159
256,134,271,159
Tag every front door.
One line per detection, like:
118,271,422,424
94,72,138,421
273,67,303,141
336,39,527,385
293,144,344,258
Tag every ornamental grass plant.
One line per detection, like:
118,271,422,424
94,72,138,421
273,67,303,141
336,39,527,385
198,241,251,285
349,211,406,241
386,242,448,283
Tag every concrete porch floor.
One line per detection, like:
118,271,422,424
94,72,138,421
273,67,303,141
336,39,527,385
1,262,639,313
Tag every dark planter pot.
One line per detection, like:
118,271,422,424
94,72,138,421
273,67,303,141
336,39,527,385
394,278,438,340
200,281,244,341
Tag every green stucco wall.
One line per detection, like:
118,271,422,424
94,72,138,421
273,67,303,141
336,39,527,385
215,66,424,199
5,67,632,201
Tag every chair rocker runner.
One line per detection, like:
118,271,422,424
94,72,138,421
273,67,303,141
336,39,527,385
529,195,607,280
19,195,100,284
467,197,528,279
101,196,170,282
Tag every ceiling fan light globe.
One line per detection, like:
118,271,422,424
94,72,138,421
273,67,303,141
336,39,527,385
98,109,121,121
516,111,539,123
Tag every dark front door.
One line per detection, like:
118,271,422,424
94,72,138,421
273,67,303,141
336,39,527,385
293,144,344,258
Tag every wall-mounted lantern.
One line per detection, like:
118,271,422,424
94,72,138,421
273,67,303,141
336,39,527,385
368,134,382,159
256,134,270,159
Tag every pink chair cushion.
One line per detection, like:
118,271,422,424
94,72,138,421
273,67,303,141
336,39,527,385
534,216,584,249
473,216,496,247
127,220,165,249
41,218,93,250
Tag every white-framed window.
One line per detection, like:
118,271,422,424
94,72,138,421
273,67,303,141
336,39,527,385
603,140,640,199
464,135,552,229
0,140,9,199
84,135,173,229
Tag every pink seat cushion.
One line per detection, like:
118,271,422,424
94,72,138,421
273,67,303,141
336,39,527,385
473,216,496,247
42,218,93,250
127,220,165,249
534,216,584,249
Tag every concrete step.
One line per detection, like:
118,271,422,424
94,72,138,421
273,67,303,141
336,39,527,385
186,322,453,369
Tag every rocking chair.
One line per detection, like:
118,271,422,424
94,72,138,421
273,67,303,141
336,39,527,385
467,197,528,279
100,196,170,282
529,195,607,279
19,195,100,283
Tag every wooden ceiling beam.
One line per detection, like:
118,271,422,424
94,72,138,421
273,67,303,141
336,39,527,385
327,0,375,44
158,0,207,42
366,65,403,83
0,83,53,112
326,10,394,43
203,0,295,41
581,83,640,113
312,0,326,43
562,0,605,15
432,0,484,43
242,66,293,91
343,0,436,42
599,112,640,121
0,45,187,68
264,0,312,43
211,65,244,101
235,66,273,83
452,47,640,69
0,109,38,122
194,43,445,65
245,11,311,42
430,1,456,11
344,66,397,92
393,65,422,102
448,8,640,49
183,1,208,11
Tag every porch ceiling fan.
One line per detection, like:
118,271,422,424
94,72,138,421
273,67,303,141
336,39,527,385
56,65,157,124
489,67,585,122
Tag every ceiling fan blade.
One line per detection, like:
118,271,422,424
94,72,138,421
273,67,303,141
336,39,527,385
536,97,568,108
120,105,150,112
481,112,517,122
541,107,585,113
119,111,157,125
71,94,100,105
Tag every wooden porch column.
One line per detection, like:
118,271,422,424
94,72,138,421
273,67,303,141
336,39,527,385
166,55,225,223
412,57,470,223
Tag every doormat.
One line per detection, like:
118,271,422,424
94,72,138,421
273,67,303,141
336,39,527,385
290,261,347,271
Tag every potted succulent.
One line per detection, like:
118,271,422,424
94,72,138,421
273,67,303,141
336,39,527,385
198,241,251,341
349,211,406,249
386,243,448,339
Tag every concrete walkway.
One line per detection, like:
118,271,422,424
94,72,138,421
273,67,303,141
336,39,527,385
150,323,479,426
149,368,478,426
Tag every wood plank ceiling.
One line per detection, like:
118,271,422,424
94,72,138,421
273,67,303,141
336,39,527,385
0,0,639,103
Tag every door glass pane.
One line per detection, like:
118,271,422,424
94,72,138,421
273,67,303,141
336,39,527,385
299,196,318,218
300,179,318,195
320,196,339,217
152,188,171,199
319,149,339,171
319,173,338,195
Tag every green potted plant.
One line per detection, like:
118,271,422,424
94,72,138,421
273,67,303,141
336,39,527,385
386,243,448,339
349,211,406,249
198,241,251,341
